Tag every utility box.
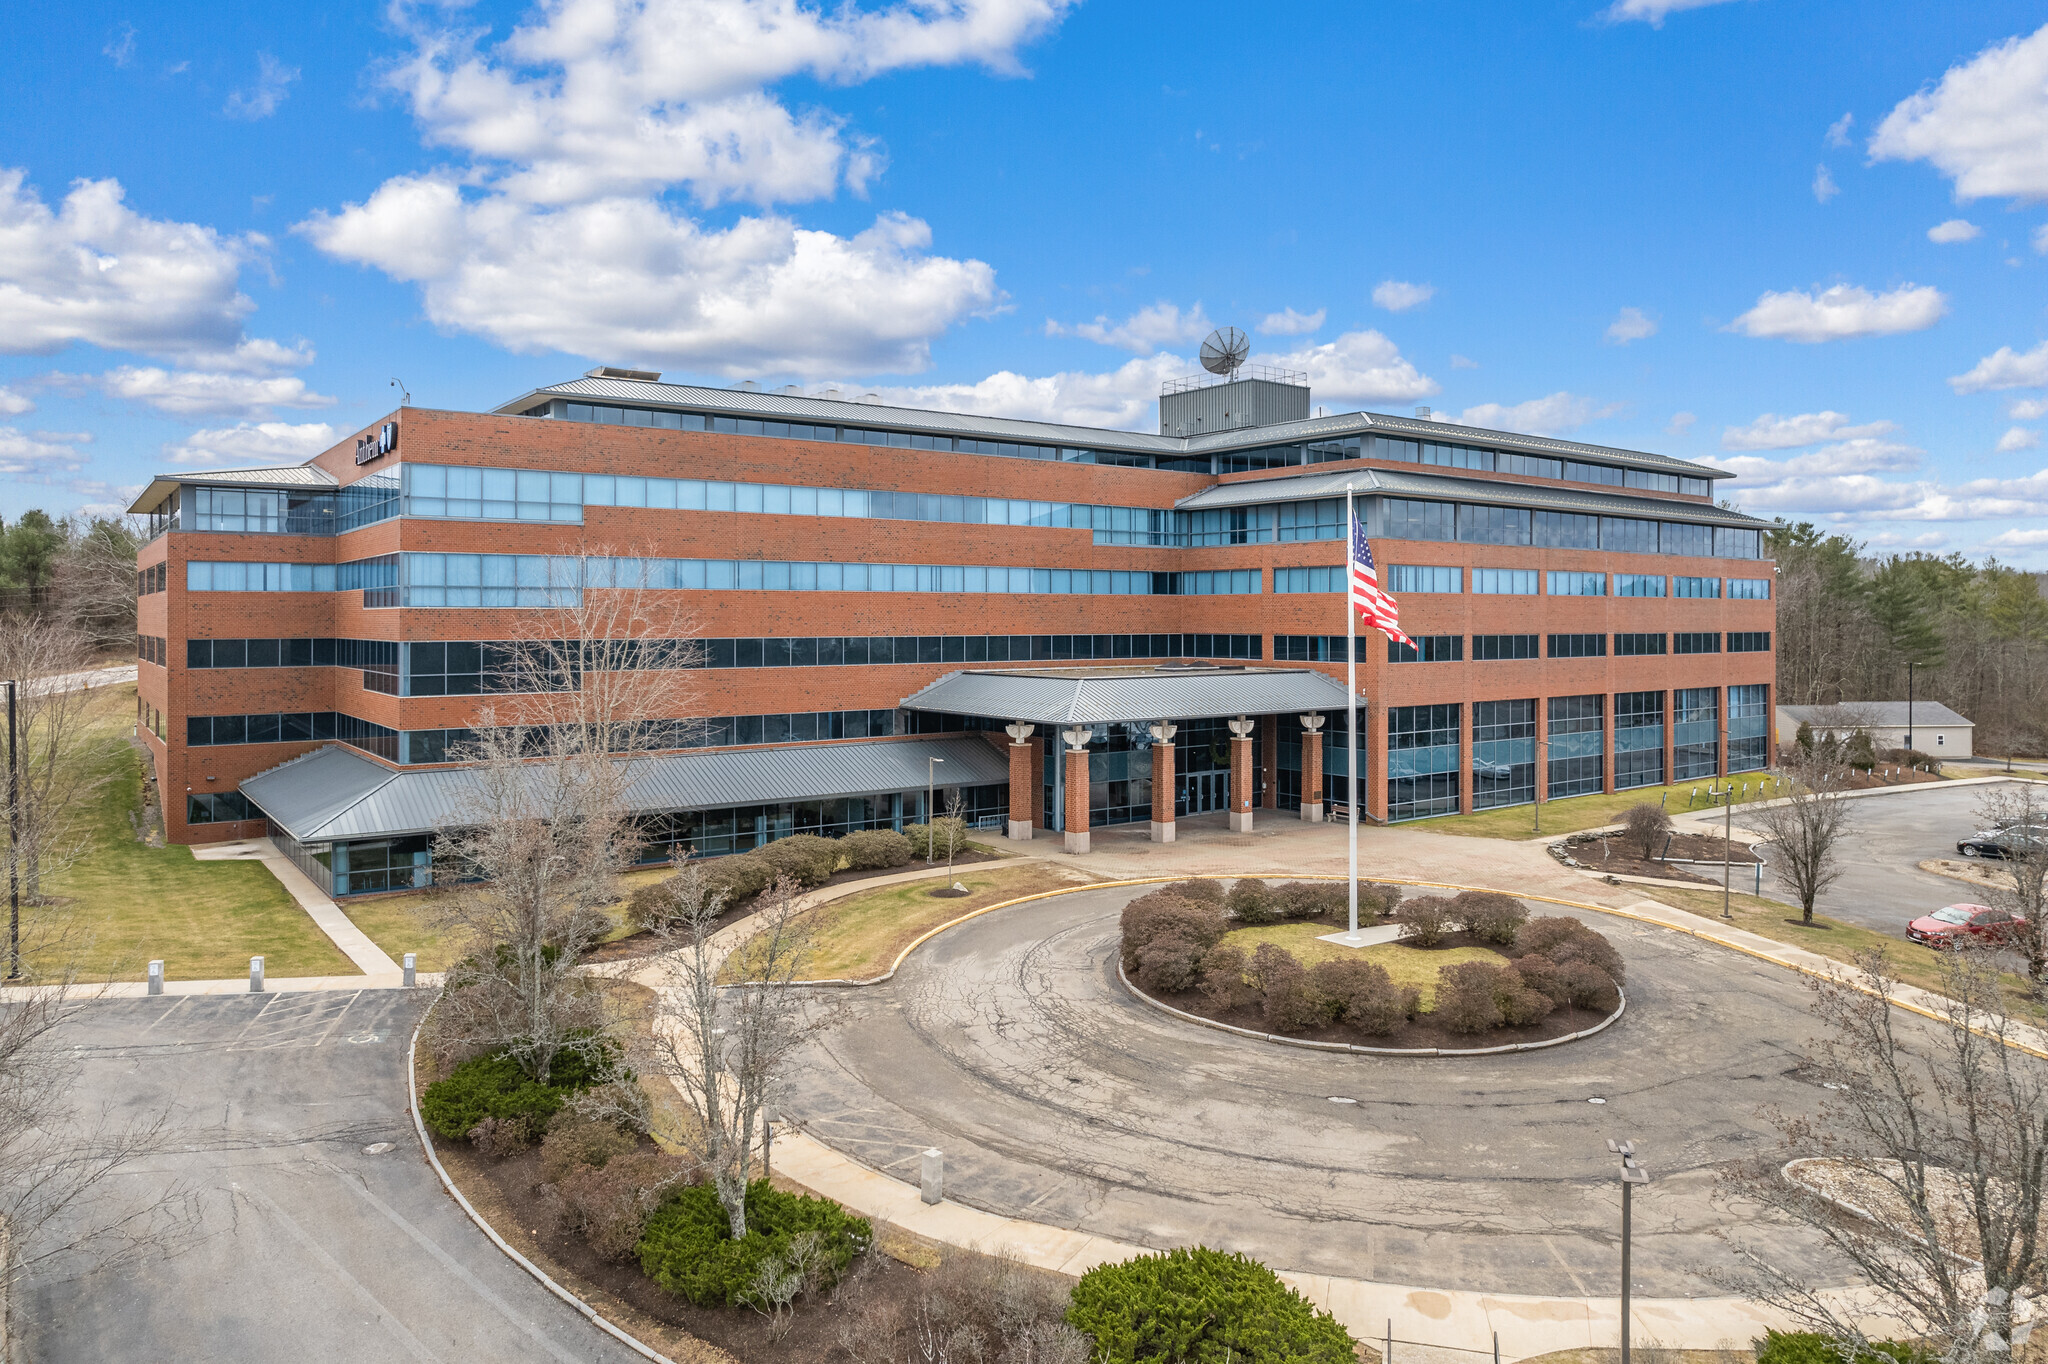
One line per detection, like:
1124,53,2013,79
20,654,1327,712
1159,370,1310,436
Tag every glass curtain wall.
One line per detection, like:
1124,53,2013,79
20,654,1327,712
1388,704,1460,821
1548,695,1605,798
1674,688,1720,779
1727,685,1771,772
1614,691,1666,790
1472,700,1537,809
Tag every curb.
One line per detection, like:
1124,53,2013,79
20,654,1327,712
406,1006,681,1364
1114,956,1625,1057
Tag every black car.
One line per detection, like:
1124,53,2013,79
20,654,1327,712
1957,824,2048,859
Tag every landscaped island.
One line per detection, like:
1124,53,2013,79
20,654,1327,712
1119,879,1625,1050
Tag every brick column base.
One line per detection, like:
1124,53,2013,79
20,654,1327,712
1229,734,1255,833
1064,737,1091,855
1006,737,1034,841
1150,737,1176,842
1301,721,1324,822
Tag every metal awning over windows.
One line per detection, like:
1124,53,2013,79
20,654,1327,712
898,665,1356,726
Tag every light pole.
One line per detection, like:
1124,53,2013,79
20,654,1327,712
1608,1138,1650,1364
1722,783,1735,922
1533,736,1550,837
5,678,16,982
925,756,945,863
1906,660,1915,755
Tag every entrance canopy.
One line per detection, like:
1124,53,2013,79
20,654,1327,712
899,664,1356,727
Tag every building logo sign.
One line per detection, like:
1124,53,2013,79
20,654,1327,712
356,422,398,465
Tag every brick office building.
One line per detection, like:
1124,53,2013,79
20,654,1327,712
130,367,1774,895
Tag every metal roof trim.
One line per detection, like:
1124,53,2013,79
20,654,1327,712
127,463,342,513
899,666,1357,726
1172,466,1772,528
493,377,1724,478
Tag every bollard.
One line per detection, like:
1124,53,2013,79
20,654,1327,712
249,956,265,993
920,1148,944,1205
402,952,416,988
147,960,164,996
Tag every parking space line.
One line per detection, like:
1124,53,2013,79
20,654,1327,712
313,992,363,1048
234,1180,444,1363
137,996,191,1036
320,1161,586,1364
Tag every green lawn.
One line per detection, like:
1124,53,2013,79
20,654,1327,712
1640,885,2046,1022
343,863,666,973
40,698,357,982
1216,922,1504,1010
1414,777,1791,841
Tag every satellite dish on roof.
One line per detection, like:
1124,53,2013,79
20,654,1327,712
1199,327,1250,378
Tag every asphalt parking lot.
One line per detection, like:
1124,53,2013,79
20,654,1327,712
1687,782,2023,941
16,991,647,1364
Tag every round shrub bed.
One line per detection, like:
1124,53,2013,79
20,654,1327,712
636,1179,872,1307
419,1043,615,1142
1118,881,1624,1053
1067,1245,1358,1364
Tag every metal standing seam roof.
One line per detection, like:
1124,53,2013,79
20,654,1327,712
490,375,1727,479
898,667,1358,726
128,463,342,514
242,736,1013,843
1173,465,1774,528
1778,702,1972,728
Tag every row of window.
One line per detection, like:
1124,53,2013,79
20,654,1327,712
1273,565,1770,597
1379,501,1761,559
138,635,166,666
1276,630,1772,664
185,554,1266,605
399,463,1740,556
137,563,167,596
178,481,399,537
539,401,1717,495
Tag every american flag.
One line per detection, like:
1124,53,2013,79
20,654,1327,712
1350,516,1413,647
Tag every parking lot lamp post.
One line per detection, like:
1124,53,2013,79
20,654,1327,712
1608,1139,1649,1364
925,757,944,863
5,678,15,981
1723,783,1735,922
1533,736,1549,837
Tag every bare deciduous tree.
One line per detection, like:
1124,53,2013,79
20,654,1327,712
0,614,119,905
1722,951,2048,1362
1750,754,1856,924
52,515,143,655
427,551,701,1084
1973,782,2048,986
1622,802,1671,860
635,863,818,1240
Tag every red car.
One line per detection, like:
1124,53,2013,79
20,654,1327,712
1906,903,2026,948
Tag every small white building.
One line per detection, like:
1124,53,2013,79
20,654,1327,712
1775,701,1974,759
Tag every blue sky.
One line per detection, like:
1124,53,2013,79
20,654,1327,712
7,0,2048,562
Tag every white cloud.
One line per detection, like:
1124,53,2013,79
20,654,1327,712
1449,354,1478,370
1721,410,1898,450
1812,164,1839,203
1997,425,2039,452
2010,397,2048,419
225,52,299,121
1986,527,2048,547
1950,340,2048,394
1825,112,1854,148
1871,23,2048,202
1605,306,1657,344
2036,224,2048,255
0,386,31,416
0,168,275,359
868,329,1435,431
1667,411,1696,436
1256,330,1436,406
0,425,90,477
1599,0,1742,27
63,478,145,518
1256,307,1324,337
1708,438,1924,481
1709,445,2048,529
79,367,335,418
1048,301,1210,354
1727,282,1947,342
104,23,136,68
163,421,340,467
384,0,1075,208
1928,218,1982,243
1449,392,1622,437
302,178,997,376
1371,280,1433,312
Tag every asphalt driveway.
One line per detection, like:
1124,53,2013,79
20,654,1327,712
15,990,650,1364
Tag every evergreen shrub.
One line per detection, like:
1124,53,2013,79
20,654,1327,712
1066,1246,1358,1364
420,1044,614,1142
753,834,841,888
637,1180,871,1306
840,829,914,870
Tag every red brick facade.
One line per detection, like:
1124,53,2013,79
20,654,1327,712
137,402,1775,846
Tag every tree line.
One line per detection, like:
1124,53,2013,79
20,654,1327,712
0,509,146,654
1769,519,2048,756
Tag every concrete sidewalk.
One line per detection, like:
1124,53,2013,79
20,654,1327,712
192,835,403,975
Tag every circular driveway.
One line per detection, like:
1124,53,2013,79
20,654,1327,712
782,883,1859,1298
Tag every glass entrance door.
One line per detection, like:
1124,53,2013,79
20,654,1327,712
1178,771,1229,815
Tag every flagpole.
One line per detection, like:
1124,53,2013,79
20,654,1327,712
1346,484,1358,937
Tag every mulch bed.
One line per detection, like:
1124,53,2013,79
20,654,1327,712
585,849,1005,965
1144,918,1616,1051
1559,832,1762,884
437,1136,937,1363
